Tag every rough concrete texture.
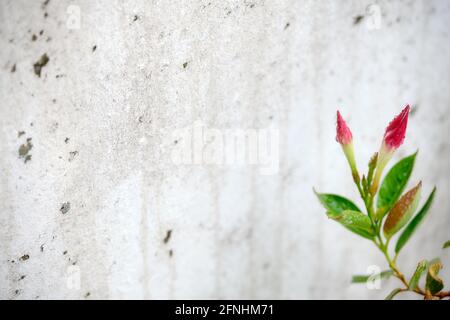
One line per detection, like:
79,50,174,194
1,0,449,299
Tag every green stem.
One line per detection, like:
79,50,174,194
349,156,448,299
352,172,414,294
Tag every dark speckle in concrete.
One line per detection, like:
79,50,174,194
92,45,97,52
19,254,30,261
33,53,49,77
68,151,78,161
353,15,364,25
11,64,16,73
18,138,33,163
18,131,25,138
60,202,71,214
31,34,37,41
133,15,139,22
183,62,188,69
163,229,172,244
284,22,290,30
65,137,70,143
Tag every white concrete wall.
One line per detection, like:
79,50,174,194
1,0,449,299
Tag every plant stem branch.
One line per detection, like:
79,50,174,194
349,150,447,299
354,173,436,299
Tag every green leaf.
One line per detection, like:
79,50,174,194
385,288,404,300
443,240,450,249
409,260,427,290
425,262,444,295
351,270,393,283
314,191,361,214
383,182,422,239
395,187,436,254
327,210,375,240
377,152,417,214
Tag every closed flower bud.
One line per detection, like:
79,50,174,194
383,105,410,151
336,111,353,145
371,105,410,194
383,181,422,238
336,111,358,181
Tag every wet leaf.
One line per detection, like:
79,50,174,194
395,187,436,254
327,210,375,240
314,191,361,214
377,153,417,217
383,182,422,239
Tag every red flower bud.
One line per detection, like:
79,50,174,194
336,111,358,180
336,111,353,145
383,105,410,151
370,105,411,195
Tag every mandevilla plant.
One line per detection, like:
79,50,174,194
315,105,450,300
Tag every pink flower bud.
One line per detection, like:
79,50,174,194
336,111,358,180
383,105,410,151
336,111,353,145
370,105,411,195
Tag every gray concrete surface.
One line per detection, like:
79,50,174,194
0,0,449,299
